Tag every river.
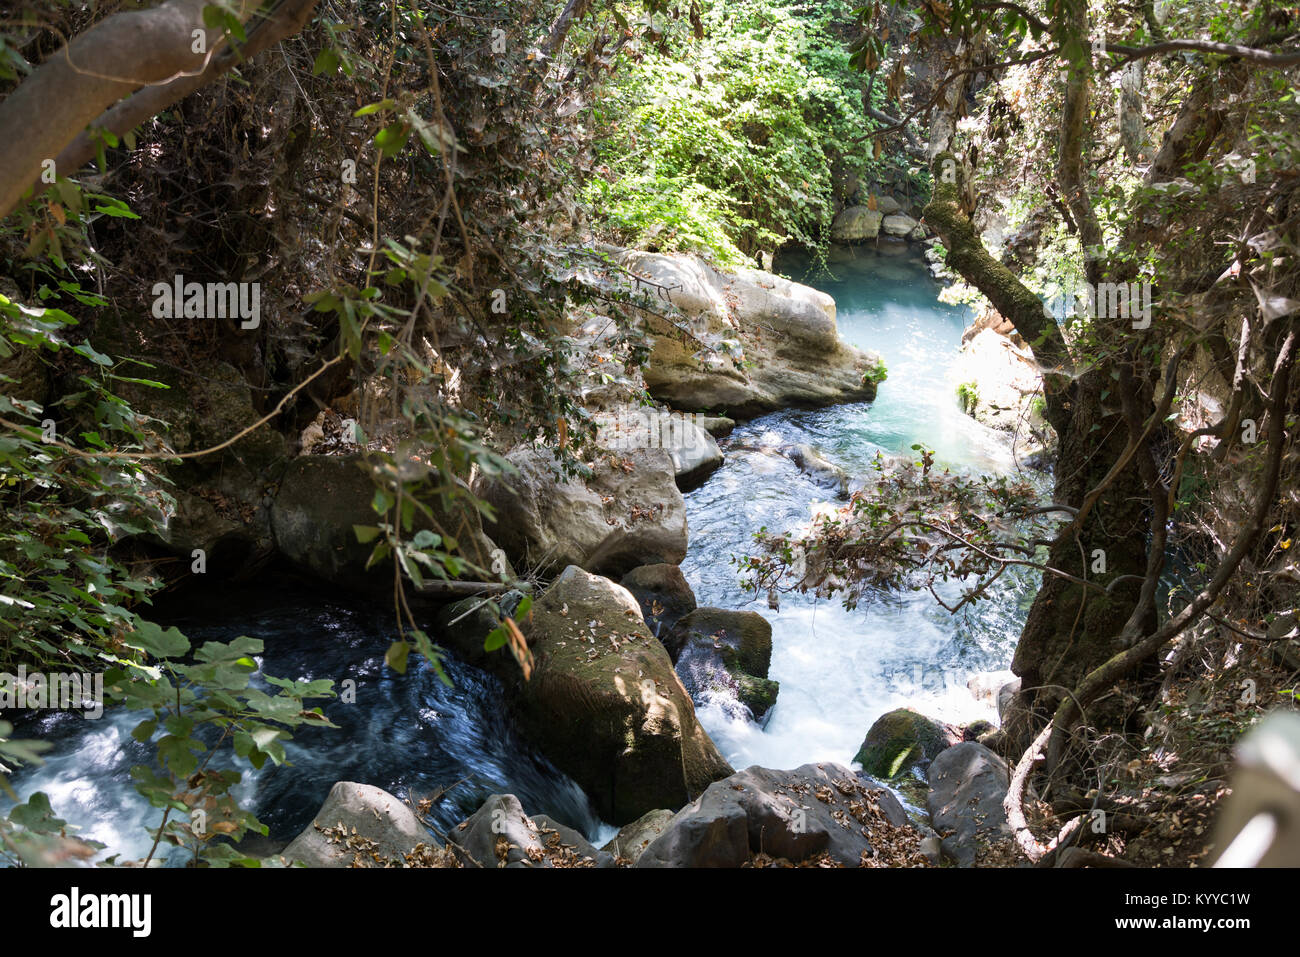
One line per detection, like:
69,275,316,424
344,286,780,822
6,244,1039,863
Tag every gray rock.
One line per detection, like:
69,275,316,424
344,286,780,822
595,407,722,489
882,213,920,237
696,415,736,437
598,251,882,417
831,206,884,243
515,566,733,824
874,194,904,216
926,742,1011,867
637,763,912,867
601,808,675,864
281,782,429,867
620,563,697,640
783,443,849,498
450,794,612,868
477,446,687,578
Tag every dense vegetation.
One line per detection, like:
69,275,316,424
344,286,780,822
0,0,1297,870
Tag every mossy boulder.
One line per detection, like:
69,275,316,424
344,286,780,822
854,708,957,779
667,607,778,722
515,566,733,825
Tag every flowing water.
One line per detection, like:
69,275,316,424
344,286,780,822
680,246,1041,770
5,245,1039,862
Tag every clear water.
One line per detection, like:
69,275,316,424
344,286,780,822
7,585,608,863
4,246,1040,863
680,247,1042,771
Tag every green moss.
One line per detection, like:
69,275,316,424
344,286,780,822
854,708,950,779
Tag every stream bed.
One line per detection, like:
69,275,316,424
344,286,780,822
7,245,1040,862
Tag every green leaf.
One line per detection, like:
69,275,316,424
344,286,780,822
124,619,190,659
385,640,411,674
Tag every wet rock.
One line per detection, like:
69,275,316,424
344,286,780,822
281,782,432,867
666,607,779,722
636,762,916,867
926,741,1012,867
476,446,687,578
515,566,733,824
782,443,849,498
854,708,958,779
620,563,697,640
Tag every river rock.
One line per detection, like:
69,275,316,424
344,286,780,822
432,588,529,669
515,566,733,824
476,446,687,578
620,563,697,640
281,782,436,867
696,415,736,437
594,406,723,489
272,453,502,586
636,762,917,867
873,194,904,216
881,213,919,238
782,443,849,498
449,794,612,868
601,808,675,864
830,206,884,243
926,741,1013,867
854,708,958,779
602,250,882,418
666,607,779,722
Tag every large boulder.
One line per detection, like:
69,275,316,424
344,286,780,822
882,213,920,238
620,563,697,640
830,206,884,243
515,566,733,824
636,763,922,867
926,742,1013,867
449,794,612,868
271,454,502,586
666,607,779,722
603,251,883,418
594,406,723,489
854,708,958,779
477,446,687,578
280,782,450,867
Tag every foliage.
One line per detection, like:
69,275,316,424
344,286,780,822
588,0,883,262
106,623,336,867
739,445,1043,613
